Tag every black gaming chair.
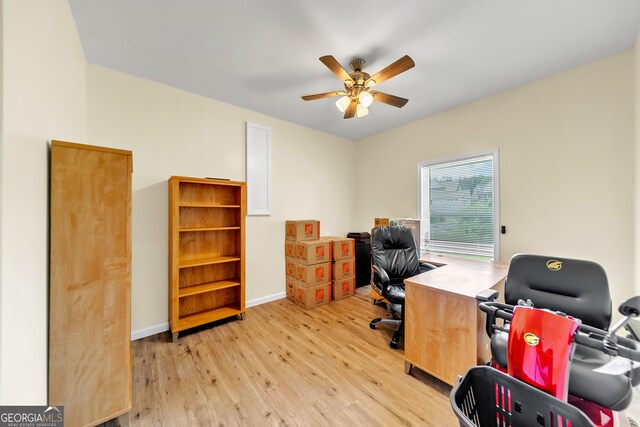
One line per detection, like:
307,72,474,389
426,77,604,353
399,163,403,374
369,226,436,349
486,254,635,411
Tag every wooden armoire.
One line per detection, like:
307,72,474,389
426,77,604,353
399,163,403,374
49,140,132,426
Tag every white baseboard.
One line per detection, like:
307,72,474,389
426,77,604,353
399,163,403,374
130,292,286,341
130,322,169,341
246,291,286,308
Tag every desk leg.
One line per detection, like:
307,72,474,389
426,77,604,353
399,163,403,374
404,361,413,375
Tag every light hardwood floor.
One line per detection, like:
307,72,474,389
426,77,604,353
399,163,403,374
130,286,458,426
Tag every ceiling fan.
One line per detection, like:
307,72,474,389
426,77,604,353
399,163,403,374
302,55,415,119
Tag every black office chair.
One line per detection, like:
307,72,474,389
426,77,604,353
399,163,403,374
369,226,436,349
484,254,636,411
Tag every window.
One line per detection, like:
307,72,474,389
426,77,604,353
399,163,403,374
418,150,499,260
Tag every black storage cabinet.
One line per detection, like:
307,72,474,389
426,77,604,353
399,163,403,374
347,232,371,288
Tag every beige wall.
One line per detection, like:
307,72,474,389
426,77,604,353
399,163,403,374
86,65,355,334
0,0,87,403
355,52,635,309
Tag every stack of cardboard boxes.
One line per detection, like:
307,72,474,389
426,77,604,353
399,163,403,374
323,237,356,301
285,220,357,309
285,220,331,309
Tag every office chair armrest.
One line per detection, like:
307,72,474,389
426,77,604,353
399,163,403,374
476,289,500,338
419,262,438,273
372,264,391,288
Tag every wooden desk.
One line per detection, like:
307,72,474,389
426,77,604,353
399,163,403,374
404,254,508,385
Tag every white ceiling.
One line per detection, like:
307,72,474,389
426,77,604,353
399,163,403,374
69,1,640,141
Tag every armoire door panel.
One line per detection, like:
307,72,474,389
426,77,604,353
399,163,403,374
49,141,132,427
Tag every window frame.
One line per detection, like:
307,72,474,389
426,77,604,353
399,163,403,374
417,148,500,260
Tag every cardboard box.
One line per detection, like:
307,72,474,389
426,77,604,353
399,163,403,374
295,239,332,265
285,259,296,277
285,220,320,241
285,240,296,259
374,217,390,227
332,257,355,280
293,261,331,286
294,282,331,309
332,277,356,301
285,276,298,300
321,236,355,261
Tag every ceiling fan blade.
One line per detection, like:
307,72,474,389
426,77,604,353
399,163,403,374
301,91,346,101
367,55,415,87
319,55,352,83
370,90,409,108
344,100,357,119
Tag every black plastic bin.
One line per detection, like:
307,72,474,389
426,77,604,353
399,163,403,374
451,366,594,427
347,232,371,288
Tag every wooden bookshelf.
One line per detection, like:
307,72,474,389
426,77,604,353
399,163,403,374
169,176,246,341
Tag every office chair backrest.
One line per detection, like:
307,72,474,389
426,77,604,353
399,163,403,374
505,254,612,330
371,226,421,282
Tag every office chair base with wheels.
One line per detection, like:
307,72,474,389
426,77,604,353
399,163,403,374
370,315,404,349
370,266,407,348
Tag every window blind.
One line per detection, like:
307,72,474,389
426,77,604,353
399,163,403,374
421,154,495,259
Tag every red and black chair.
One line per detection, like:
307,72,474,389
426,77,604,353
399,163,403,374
484,254,635,411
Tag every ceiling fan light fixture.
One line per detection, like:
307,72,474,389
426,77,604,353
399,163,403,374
359,91,373,107
303,54,414,119
335,96,351,112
